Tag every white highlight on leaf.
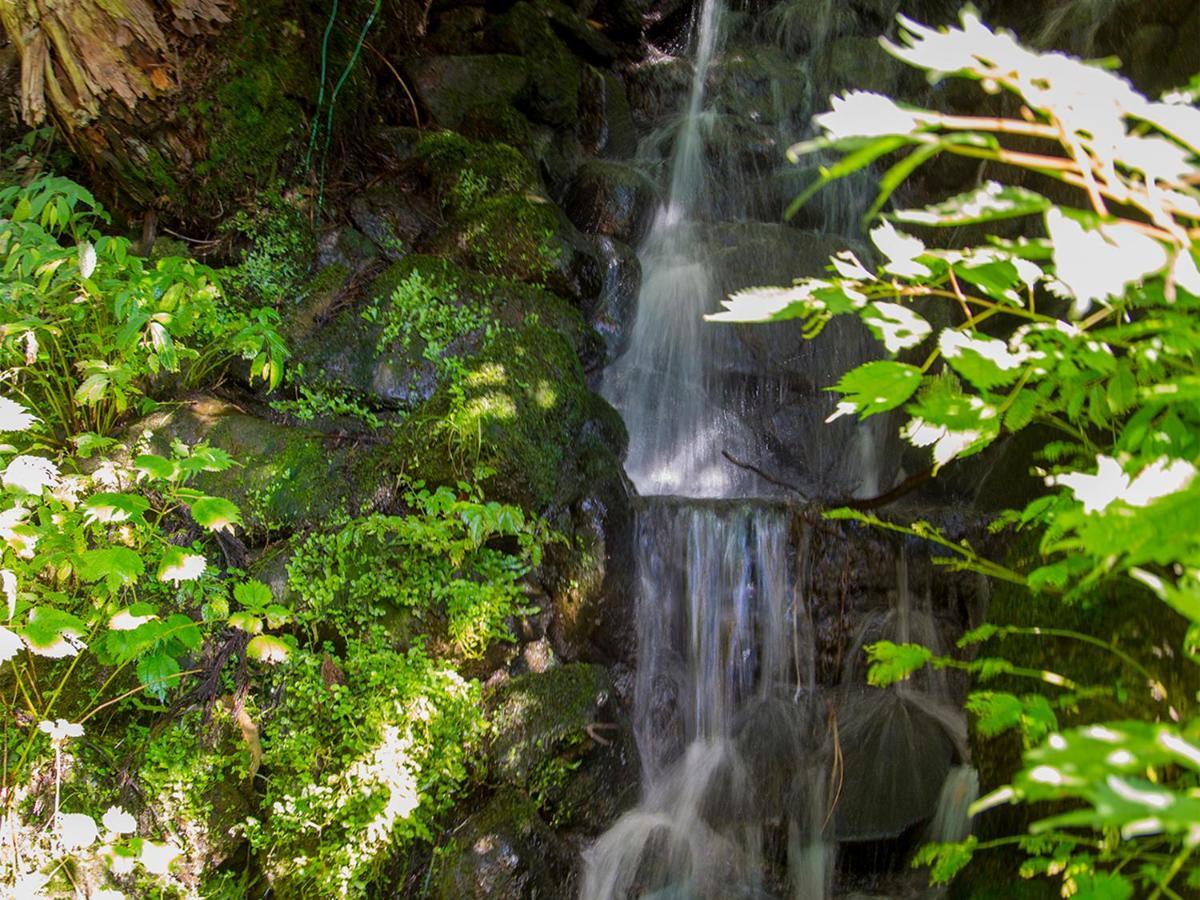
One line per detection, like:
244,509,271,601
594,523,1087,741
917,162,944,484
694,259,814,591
2,456,60,495
0,626,21,663
939,329,1028,371
902,417,982,468
13,871,50,898
830,250,873,281
864,302,931,352
1046,209,1169,315
1,569,15,620
102,805,137,835
1049,455,1195,514
59,812,99,850
1107,775,1173,809
0,397,37,432
139,840,182,875
1173,250,1200,298
78,241,97,279
159,553,207,585
814,91,932,139
109,608,158,631
824,401,858,423
870,220,931,278
708,281,831,322
1029,765,1066,786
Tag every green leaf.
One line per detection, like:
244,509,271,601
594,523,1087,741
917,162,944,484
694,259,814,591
77,547,145,590
912,837,978,884
938,329,1026,390
227,611,263,634
190,497,242,533
82,493,150,525
157,547,206,584
135,454,178,482
865,640,934,686
136,651,181,701
233,580,272,612
74,373,110,406
895,182,1050,226
828,361,923,418
21,607,88,658
246,634,291,664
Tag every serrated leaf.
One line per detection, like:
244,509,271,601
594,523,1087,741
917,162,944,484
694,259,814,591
135,454,177,482
912,837,978,884
77,547,144,589
895,182,1050,226
82,492,150,525
865,640,934,686
246,634,290,664
939,329,1026,390
190,497,241,533
233,580,272,611
157,547,206,584
861,302,932,352
828,361,923,418
21,607,88,658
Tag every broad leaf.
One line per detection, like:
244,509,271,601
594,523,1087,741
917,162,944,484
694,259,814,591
828,361,923,418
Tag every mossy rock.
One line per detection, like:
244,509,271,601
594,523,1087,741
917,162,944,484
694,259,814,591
415,130,539,215
402,55,529,131
490,2,583,127
389,298,596,510
135,396,392,535
487,663,613,786
565,159,657,244
428,788,574,900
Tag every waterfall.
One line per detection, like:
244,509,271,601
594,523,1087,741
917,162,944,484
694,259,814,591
584,1,973,895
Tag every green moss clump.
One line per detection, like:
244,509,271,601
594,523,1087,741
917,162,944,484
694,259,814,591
487,663,612,785
428,194,563,285
416,131,537,214
360,253,592,509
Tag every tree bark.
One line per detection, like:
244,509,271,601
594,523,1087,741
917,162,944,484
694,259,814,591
0,0,233,211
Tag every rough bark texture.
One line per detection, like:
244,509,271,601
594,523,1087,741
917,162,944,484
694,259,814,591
0,0,232,211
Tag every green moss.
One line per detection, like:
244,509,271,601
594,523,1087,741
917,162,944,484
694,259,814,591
385,264,592,510
491,1,582,127
427,195,563,285
191,9,313,211
416,131,537,214
487,664,612,786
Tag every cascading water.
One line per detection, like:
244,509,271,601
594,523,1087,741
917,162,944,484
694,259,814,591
585,1,974,896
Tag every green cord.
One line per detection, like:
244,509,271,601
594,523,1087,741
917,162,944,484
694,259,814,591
317,0,382,209
305,0,341,175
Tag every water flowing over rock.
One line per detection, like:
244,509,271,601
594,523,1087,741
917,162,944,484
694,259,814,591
583,1,980,895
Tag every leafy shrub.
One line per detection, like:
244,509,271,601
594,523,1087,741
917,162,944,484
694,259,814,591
720,11,1200,897
0,175,287,439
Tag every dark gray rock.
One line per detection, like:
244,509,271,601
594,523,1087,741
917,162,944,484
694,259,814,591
584,236,641,367
565,160,657,245
401,55,528,130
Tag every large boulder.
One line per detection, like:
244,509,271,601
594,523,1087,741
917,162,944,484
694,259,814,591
565,160,657,246
134,396,393,536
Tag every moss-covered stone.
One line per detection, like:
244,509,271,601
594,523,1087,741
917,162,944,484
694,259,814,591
401,55,529,132
487,663,613,785
135,396,392,535
415,130,538,214
387,273,596,509
490,2,583,127
428,788,574,900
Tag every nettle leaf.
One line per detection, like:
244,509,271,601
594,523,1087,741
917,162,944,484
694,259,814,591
895,182,1050,226
77,547,144,589
246,633,291,664
861,302,932,352
82,492,150,525
866,640,934,686
912,837,978,885
135,454,178,482
938,329,1026,390
136,651,180,701
955,258,1023,303
227,611,263,634
828,361,923,418
233,580,272,612
190,497,241,533
21,607,88,658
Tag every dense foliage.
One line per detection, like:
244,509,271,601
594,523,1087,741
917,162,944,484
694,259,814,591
0,158,552,897
719,12,1200,897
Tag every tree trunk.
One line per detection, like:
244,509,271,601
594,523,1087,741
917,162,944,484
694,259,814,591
0,0,234,212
